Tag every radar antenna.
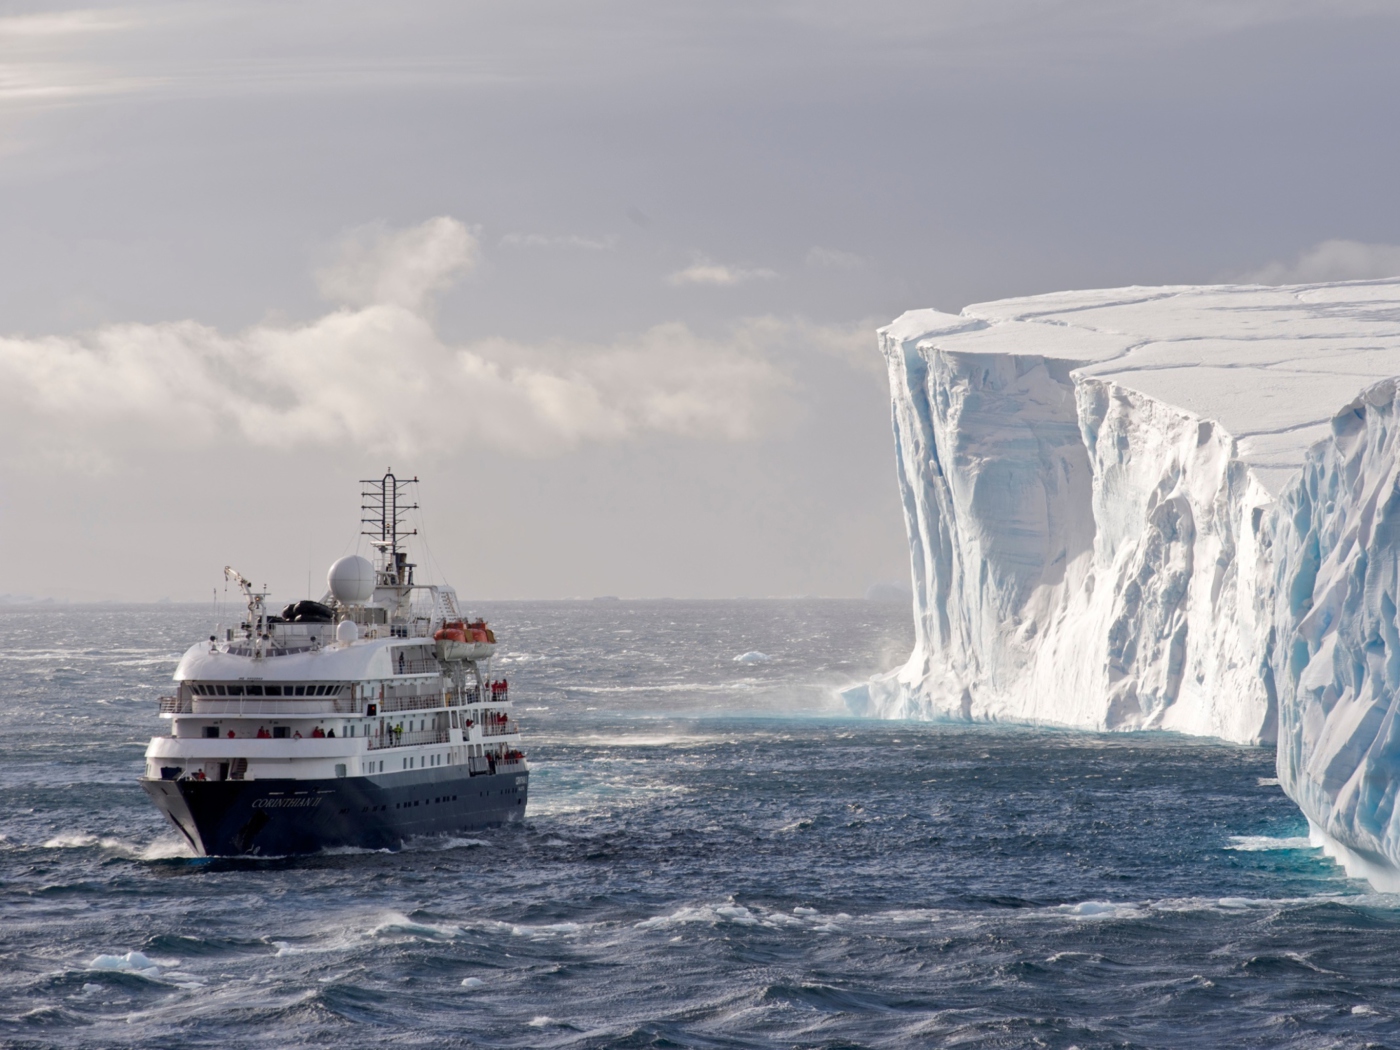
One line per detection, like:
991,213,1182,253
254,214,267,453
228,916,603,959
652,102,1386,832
361,470,419,588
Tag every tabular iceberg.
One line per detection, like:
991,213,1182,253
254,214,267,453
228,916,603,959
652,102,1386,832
848,280,1400,882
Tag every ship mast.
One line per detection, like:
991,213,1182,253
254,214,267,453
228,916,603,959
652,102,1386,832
360,470,419,612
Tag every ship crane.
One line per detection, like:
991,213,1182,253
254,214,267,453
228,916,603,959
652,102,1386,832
224,566,269,659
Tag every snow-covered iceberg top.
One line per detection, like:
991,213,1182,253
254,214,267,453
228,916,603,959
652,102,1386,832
853,279,1400,881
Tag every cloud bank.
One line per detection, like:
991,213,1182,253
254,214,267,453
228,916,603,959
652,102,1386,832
1248,239,1400,285
0,217,801,468
666,257,778,287
500,232,617,251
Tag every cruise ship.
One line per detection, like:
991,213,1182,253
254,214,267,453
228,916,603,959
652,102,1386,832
140,473,527,856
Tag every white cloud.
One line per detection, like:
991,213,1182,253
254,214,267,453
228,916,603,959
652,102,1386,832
804,246,868,270
0,217,807,468
0,10,132,40
315,216,479,311
1247,239,1400,285
666,256,778,287
500,232,618,250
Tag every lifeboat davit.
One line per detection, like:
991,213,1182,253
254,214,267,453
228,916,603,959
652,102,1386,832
433,619,496,662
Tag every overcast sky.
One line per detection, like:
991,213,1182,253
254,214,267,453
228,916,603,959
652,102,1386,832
2,0,1399,602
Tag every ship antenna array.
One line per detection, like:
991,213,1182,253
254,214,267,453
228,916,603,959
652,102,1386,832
361,470,419,585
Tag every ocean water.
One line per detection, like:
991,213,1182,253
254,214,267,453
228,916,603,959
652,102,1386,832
1,599,1396,1049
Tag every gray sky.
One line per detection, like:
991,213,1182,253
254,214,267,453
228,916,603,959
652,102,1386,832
2,0,1399,601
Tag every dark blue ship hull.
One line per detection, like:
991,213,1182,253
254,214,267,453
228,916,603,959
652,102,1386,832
141,767,528,856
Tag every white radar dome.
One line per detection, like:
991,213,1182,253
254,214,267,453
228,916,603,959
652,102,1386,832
335,619,359,645
328,555,375,604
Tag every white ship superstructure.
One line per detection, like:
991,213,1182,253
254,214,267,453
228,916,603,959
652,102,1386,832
141,473,527,856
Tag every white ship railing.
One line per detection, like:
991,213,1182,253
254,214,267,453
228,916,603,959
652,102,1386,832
379,693,448,713
390,653,439,675
193,697,359,716
480,719,519,738
162,691,501,717
366,728,451,750
161,695,360,716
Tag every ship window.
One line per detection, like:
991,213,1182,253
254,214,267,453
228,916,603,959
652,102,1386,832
294,685,305,697
312,685,325,696
273,726,289,739
266,686,282,697
227,685,244,696
246,686,263,697
215,685,227,696
203,726,218,738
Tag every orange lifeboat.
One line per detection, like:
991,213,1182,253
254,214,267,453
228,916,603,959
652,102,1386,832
434,621,468,644
433,619,495,663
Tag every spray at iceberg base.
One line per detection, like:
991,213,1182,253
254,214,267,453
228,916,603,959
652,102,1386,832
847,283,1400,886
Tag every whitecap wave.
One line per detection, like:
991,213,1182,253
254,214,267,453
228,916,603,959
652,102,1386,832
41,832,194,860
1226,835,1317,852
1048,901,1149,921
510,922,583,939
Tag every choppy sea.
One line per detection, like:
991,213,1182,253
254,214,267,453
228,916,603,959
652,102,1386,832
1,599,1396,1049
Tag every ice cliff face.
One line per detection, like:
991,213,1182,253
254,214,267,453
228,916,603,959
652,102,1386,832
850,281,1400,881
1269,378,1400,883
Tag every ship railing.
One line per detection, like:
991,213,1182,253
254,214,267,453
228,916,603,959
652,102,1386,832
159,695,191,714
225,643,322,658
480,719,519,738
192,696,359,716
379,693,447,714
366,727,451,750
392,655,439,675
351,621,433,641
466,755,526,775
